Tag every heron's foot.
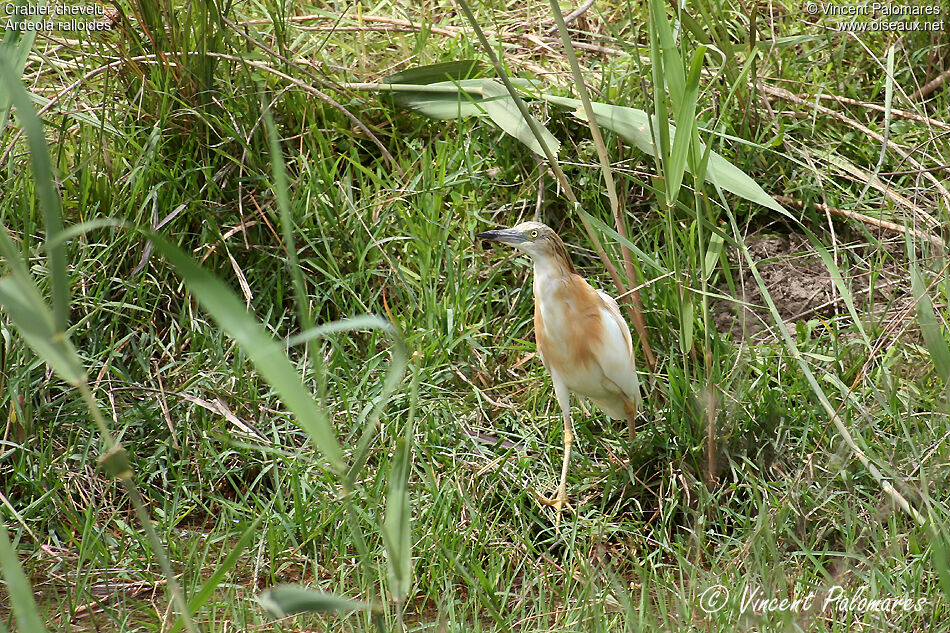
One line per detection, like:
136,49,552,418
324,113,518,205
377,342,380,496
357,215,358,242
536,488,571,524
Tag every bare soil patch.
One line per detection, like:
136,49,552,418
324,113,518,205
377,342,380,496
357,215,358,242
713,232,905,340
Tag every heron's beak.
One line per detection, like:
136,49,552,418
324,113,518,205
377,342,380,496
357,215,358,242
475,228,526,245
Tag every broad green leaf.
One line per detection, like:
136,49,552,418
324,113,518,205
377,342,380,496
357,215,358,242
148,234,346,472
382,358,418,605
703,153,789,219
386,82,486,119
384,60,484,85
373,63,785,215
0,524,49,633
481,79,559,158
382,60,487,119
546,96,789,217
258,585,372,617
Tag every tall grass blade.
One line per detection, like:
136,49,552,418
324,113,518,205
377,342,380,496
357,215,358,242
0,52,69,334
723,205,925,525
805,229,870,346
422,3,644,362
546,0,656,369
646,3,672,196
27,93,121,137
856,44,895,205
0,524,49,633
286,316,408,487
0,226,84,385
263,107,311,331
454,0,563,175
910,262,950,400
667,46,706,202
935,526,950,600
0,56,198,625
648,0,685,110
574,206,667,273
383,435,412,604
0,0,41,138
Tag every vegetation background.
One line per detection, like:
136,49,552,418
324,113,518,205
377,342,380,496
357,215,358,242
0,0,949,630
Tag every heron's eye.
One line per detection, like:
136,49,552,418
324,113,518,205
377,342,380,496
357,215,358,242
530,230,539,238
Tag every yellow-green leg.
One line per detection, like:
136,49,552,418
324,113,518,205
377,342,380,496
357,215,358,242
624,397,638,443
539,380,573,524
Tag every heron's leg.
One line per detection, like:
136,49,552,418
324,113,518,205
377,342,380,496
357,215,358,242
623,397,638,443
539,379,573,522
554,403,573,516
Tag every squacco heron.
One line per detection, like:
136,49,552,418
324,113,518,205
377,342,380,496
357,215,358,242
476,221,641,515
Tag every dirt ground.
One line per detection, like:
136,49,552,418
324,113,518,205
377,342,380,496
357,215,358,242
712,231,907,341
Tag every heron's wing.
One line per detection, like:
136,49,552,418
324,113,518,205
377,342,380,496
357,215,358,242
596,289,633,353
592,288,640,410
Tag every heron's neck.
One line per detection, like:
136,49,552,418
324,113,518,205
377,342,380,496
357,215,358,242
531,251,574,285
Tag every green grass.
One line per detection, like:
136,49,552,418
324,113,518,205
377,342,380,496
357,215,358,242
1,0,949,631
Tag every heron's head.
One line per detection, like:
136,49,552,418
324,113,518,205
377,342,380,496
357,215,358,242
476,222,575,272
